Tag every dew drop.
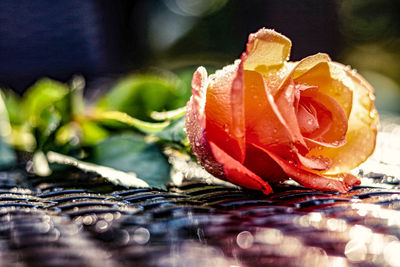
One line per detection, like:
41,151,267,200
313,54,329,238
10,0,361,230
369,110,377,119
233,127,245,139
195,136,200,147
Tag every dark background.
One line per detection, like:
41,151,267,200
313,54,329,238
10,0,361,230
0,0,399,113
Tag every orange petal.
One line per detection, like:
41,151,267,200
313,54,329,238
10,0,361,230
244,70,296,149
205,61,245,162
185,67,225,179
188,67,208,128
260,146,360,193
296,99,319,134
294,56,353,118
244,80,332,172
243,28,291,72
273,53,330,98
300,90,348,147
293,53,331,78
230,60,246,159
243,143,288,183
209,142,273,195
186,68,273,194
296,153,331,171
307,62,378,174
274,80,308,149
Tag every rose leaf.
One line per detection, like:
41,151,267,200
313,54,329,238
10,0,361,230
0,136,16,170
22,78,69,127
155,116,187,143
95,74,183,121
47,151,149,188
86,134,171,189
0,92,16,169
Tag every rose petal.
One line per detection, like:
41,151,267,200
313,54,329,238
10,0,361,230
257,145,360,193
244,70,297,148
209,142,273,195
297,100,320,134
243,70,329,172
300,90,348,147
243,28,291,72
294,57,353,118
230,60,246,160
243,143,288,183
307,62,378,174
205,61,245,162
296,153,331,171
270,54,347,150
186,67,270,193
274,53,330,98
293,53,331,78
186,67,225,179
188,67,208,127
274,80,308,148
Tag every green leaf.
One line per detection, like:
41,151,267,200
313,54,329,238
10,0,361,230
80,120,109,146
8,124,36,152
39,108,62,137
96,74,185,121
35,107,64,152
21,77,88,152
47,151,149,188
155,116,186,143
90,110,170,133
1,89,23,125
0,92,16,168
0,136,15,169
88,134,171,189
22,78,69,127
54,122,80,146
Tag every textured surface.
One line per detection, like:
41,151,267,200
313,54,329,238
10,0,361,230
0,169,399,266
0,115,399,267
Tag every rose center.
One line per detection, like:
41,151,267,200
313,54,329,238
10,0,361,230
297,100,319,134
296,95,332,139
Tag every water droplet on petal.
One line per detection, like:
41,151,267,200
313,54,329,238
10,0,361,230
233,127,245,139
223,124,229,133
369,110,377,119
195,136,200,147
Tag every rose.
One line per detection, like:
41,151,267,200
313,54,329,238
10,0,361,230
185,28,378,195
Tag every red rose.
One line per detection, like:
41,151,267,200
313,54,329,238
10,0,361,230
185,28,378,194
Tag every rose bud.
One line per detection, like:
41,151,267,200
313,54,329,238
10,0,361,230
185,28,378,195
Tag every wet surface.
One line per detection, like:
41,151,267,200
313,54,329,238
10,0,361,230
0,167,400,266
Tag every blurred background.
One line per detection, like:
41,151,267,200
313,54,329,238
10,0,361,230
0,0,399,114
